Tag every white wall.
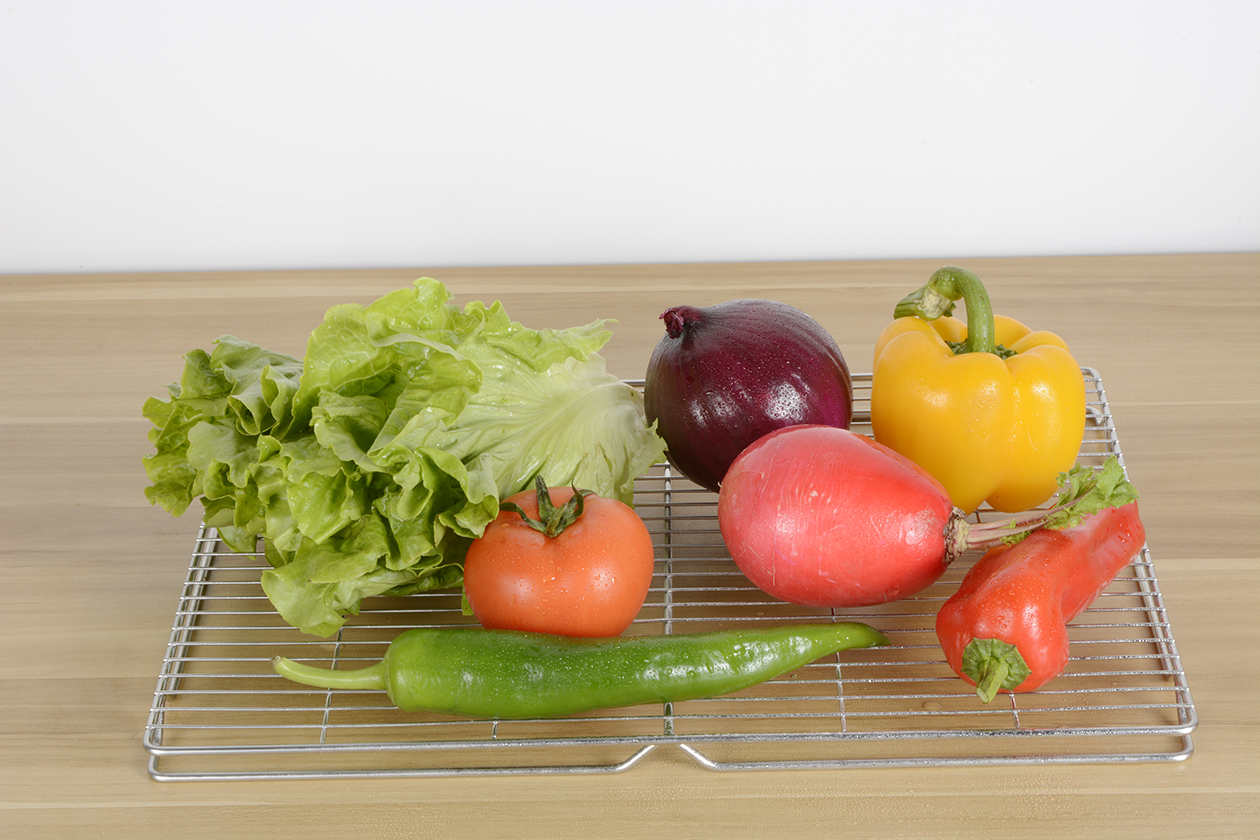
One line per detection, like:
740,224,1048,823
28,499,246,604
2,1,1257,274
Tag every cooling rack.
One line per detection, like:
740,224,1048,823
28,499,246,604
144,369,1196,781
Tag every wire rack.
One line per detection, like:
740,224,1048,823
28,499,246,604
144,369,1196,781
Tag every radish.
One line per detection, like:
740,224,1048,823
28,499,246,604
716,425,1137,608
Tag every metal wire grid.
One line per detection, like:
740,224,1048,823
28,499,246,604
144,370,1196,781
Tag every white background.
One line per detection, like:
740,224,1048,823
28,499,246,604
2,0,1257,275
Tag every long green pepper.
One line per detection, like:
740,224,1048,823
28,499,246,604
272,623,889,719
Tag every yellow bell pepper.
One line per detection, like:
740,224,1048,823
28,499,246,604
870,266,1086,515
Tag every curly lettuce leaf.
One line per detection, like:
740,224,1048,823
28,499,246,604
143,277,666,636
259,511,466,638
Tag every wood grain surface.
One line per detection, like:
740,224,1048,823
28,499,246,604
2,254,1256,839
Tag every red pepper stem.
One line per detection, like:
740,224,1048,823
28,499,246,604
892,266,998,356
974,659,1010,704
960,638,1032,703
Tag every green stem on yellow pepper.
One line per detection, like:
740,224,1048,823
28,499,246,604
892,265,998,356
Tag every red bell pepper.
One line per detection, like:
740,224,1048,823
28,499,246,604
935,501,1146,702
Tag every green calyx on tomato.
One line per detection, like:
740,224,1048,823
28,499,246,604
462,478,657,638
500,476,592,537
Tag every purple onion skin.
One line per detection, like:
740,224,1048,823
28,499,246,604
643,299,853,493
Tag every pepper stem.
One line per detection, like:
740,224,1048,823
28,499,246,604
272,656,388,691
500,475,592,537
960,638,1032,703
893,265,998,356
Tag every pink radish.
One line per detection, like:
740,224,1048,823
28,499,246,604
716,424,1133,609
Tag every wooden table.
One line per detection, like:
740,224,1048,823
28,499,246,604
3,254,1257,839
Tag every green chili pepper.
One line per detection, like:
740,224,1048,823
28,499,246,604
271,623,889,719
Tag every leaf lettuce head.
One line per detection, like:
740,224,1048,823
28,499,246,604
143,278,665,636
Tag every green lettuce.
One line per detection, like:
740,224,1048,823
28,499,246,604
143,278,666,636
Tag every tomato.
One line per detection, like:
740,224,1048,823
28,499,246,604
717,424,956,608
463,480,656,638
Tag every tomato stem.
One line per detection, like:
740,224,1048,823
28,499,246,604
501,475,592,537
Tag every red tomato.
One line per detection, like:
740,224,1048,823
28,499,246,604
463,484,656,637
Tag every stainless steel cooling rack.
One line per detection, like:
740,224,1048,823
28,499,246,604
144,370,1196,781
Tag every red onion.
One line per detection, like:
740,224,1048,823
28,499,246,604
643,299,853,492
